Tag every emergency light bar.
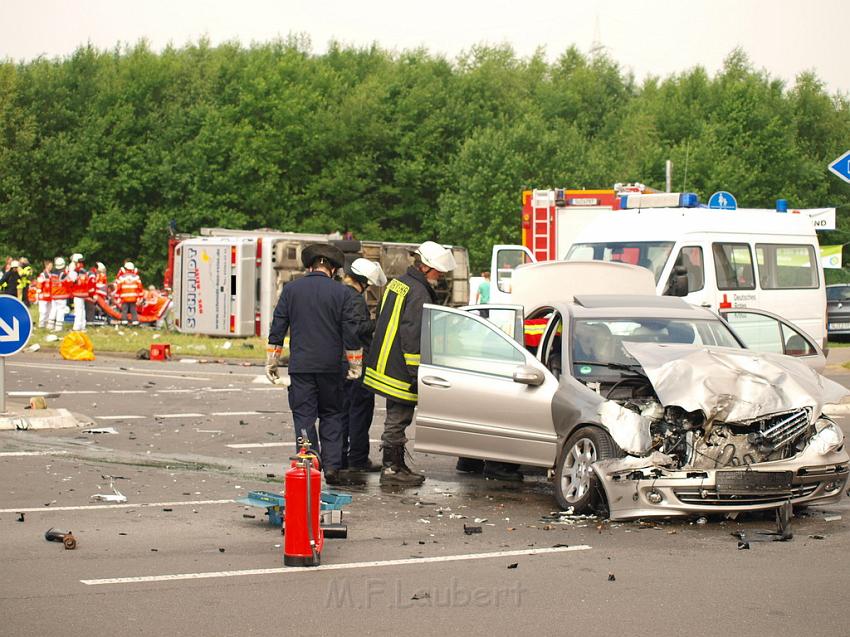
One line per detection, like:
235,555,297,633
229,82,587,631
620,192,699,209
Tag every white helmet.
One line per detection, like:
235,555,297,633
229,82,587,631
96,262,106,273
414,241,456,273
54,257,66,269
350,258,387,287
124,262,135,271
9,260,20,269
70,253,84,263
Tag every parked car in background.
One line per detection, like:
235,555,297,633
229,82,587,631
826,284,850,338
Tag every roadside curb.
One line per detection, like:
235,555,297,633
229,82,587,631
0,406,93,431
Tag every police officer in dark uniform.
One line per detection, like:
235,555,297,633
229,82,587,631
266,243,361,485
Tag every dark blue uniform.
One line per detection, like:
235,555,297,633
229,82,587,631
340,283,377,469
268,272,359,470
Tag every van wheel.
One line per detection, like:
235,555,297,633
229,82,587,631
554,427,617,513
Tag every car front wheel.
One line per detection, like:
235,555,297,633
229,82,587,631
554,426,617,513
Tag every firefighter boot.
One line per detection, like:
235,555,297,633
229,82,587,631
380,446,425,486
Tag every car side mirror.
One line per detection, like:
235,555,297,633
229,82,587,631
512,365,545,386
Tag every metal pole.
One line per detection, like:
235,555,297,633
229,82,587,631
0,357,5,414
665,160,672,193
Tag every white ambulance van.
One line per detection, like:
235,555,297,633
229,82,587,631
563,198,828,347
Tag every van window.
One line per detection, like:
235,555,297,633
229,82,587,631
713,243,755,291
566,241,675,283
755,244,818,289
664,246,704,296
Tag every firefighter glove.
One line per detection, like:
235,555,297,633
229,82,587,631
345,349,364,380
265,346,284,385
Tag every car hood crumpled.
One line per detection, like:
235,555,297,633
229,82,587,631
622,342,849,423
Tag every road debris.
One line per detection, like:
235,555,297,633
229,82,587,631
82,427,119,435
411,592,430,601
463,525,482,535
507,562,518,569
90,476,127,503
808,534,825,540
824,515,842,522
44,528,77,550
16,513,24,522
608,572,616,581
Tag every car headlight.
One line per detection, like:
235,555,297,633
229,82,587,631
810,419,845,455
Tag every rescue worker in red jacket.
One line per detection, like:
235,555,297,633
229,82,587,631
48,257,70,331
116,262,143,325
68,253,91,332
36,260,53,328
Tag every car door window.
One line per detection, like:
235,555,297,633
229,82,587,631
723,311,783,354
664,246,704,296
430,309,526,377
780,324,816,356
462,307,524,344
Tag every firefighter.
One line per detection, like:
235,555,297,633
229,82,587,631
340,258,387,474
36,260,53,328
265,244,360,486
17,258,32,306
68,253,90,331
116,262,143,325
364,241,456,486
0,260,21,298
48,257,70,331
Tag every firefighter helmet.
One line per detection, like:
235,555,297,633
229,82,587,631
349,258,387,287
414,241,456,273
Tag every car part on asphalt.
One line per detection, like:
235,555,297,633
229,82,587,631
44,528,77,550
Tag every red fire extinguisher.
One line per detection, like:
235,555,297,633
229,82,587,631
284,439,324,567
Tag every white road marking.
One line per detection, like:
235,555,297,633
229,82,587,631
250,387,285,391
153,413,206,419
8,391,52,397
108,390,147,394
227,442,288,448
80,545,592,586
96,415,146,420
211,411,261,416
0,450,68,457
9,362,211,382
0,498,234,514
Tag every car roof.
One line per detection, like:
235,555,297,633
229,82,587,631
546,298,718,321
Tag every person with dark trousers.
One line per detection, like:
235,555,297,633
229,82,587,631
340,258,387,474
265,243,361,486
363,241,456,486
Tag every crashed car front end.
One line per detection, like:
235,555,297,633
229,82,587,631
590,343,850,520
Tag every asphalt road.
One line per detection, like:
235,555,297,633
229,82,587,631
1,352,850,637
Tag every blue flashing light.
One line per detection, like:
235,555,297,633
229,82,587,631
776,198,788,213
679,192,699,208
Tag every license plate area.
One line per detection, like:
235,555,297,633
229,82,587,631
715,470,794,493
830,322,850,330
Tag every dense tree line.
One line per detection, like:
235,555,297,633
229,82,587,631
1,37,849,281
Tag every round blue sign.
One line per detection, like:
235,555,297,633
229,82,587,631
0,296,33,356
708,191,738,210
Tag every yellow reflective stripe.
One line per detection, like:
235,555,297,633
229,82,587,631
403,353,420,366
365,367,411,391
363,373,418,402
376,280,408,374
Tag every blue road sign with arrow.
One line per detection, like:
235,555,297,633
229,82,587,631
828,151,850,184
708,191,738,210
0,296,32,357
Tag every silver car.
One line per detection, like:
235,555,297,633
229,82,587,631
413,295,849,520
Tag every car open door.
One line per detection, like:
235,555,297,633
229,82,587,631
489,245,535,303
414,304,559,467
720,308,826,372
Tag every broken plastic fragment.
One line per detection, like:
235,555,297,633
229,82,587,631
598,401,652,455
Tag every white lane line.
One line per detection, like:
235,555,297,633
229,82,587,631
153,413,206,419
204,388,242,393
1,498,234,514
211,411,261,416
108,390,147,394
80,545,591,586
9,362,211,382
227,442,288,448
8,391,52,397
96,415,146,420
0,450,68,457
250,387,285,391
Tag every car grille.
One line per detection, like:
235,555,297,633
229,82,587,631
742,408,811,453
674,483,818,506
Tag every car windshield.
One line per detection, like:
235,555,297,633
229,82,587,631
571,317,742,378
565,241,675,283
827,286,850,302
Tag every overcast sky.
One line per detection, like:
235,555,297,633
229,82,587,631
2,0,847,94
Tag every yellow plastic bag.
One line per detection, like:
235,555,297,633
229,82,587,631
59,332,96,361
